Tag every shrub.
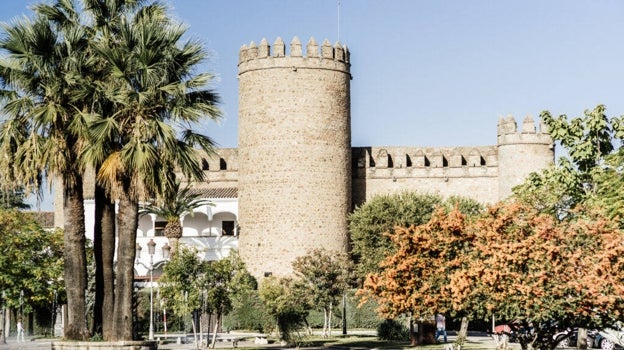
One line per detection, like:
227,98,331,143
377,319,409,341
222,289,272,333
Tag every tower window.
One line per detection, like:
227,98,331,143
220,158,227,170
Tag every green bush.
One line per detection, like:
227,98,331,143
222,289,272,333
350,294,384,329
224,288,384,332
377,318,409,341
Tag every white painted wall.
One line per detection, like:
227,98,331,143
83,197,239,277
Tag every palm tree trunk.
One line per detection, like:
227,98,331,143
92,183,116,340
63,178,89,340
112,191,139,340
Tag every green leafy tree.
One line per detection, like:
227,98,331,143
159,248,254,348
292,248,355,338
349,192,483,278
201,253,255,349
514,104,624,218
159,247,205,337
258,276,312,343
0,209,63,344
589,150,624,227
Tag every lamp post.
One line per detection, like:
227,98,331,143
161,243,170,334
147,239,156,341
136,240,156,341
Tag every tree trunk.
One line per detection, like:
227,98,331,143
28,312,33,336
322,307,328,338
409,318,416,346
63,177,89,340
328,301,333,338
111,193,139,341
578,328,588,349
93,184,117,340
457,317,469,344
209,313,220,349
101,194,116,340
191,311,198,350
0,307,5,344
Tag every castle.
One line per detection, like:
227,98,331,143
57,36,554,280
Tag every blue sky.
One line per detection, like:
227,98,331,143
2,0,624,209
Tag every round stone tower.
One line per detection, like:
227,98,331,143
237,37,352,278
497,115,554,200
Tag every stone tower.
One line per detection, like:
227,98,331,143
237,37,352,278
497,115,554,199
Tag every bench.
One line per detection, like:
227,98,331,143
154,333,188,344
212,334,244,348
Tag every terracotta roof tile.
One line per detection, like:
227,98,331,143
188,187,238,199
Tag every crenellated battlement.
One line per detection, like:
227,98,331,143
353,146,497,171
497,115,552,145
238,37,351,78
239,36,349,64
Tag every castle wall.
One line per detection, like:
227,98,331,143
52,34,556,282
237,37,352,278
352,146,499,205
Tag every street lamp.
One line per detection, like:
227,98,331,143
160,243,170,334
135,240,156,341
162,243,170,260
147,239,156,341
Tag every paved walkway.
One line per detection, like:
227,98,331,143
0,333,523,349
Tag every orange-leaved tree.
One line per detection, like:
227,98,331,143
360,207,475,345
450,202,624,350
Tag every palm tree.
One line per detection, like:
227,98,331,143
141,180,213,251
79,0,148,338
85,2,221,340
0,2,93,340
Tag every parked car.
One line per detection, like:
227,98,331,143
554,328,597,348
595,328,624,350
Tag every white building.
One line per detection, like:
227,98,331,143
83,187,239,277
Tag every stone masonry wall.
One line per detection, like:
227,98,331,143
237,37,352,278
352,146,499,206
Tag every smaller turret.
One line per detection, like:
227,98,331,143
497,115,554,199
